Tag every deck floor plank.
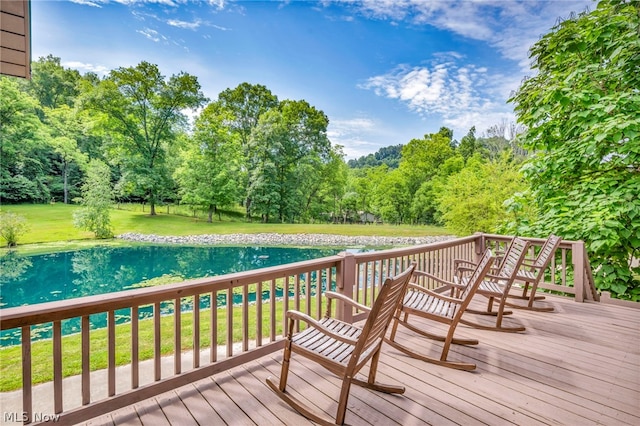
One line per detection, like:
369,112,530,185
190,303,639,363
174,381,226,425
133,398,170,426
79,295,640,426
156,391,196,426
107,404,142,426
192,376,254,426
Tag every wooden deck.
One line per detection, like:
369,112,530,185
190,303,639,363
81,295,640,426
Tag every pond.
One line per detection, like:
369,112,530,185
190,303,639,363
0,244,352,346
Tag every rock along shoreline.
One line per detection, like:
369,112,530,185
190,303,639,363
116,232,455,248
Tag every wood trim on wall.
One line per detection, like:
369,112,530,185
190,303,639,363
0,0,31,79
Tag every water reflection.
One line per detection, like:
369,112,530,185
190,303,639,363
0,245,344,346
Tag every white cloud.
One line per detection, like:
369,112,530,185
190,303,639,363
167,19,202,30
341,0,593,70
137,27,164,42
361,59,488,117
328,117,386,159
62,61,111,76
69,0,103,7
360,56,521,138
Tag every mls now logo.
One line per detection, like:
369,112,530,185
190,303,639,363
3,412,61,422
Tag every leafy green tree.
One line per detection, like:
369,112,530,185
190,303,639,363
399,127,455,199
0,77,51,203
28,55,81,110
46,105,88,203
217,83,279,217
410,154,464,224
509,0,640,299
0,212,29,247
309,147,348,222
373,167,410,224
436,154,526,235
457,127,481,162
73,159,114,238
82,61,207,215
248,100,331,222
174,103,242,222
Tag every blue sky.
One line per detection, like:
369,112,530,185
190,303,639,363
31,0,594,159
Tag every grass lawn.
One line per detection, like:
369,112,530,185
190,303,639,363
0,203,452,251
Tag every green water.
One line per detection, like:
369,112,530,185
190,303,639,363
0,245,347,345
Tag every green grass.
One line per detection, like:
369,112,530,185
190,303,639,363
0,203,451,250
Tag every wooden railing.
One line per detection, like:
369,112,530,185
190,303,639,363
478,234,599,303
0,234,599,425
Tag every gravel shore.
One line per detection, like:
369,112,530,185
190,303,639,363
117,232,455,248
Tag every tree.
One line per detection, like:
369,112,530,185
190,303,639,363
509,0,640,300
399,127,455,199
46,105,88,204
436,154,526,235
247,100,331,222
73,159,114,238
0,212,29,247
28,55,81,110
174,103,242,222
82,61,207,215
0,77,51,203
217,83,279,217
457,127,481,161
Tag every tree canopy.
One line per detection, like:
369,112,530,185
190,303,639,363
509,0,640,299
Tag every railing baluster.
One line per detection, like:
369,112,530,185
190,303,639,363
270,279,276,341
256,281,263,347
305,272,311,317
363,262,369,306
226,288,233,357
210,292,217,363
315,269,322,318
193,294,200,368
174,298,181,374
242,284,249,352
82,315,90,405
108,311,116,395
154,302,161,381
562,248,568,287
284,276,290,333
294,273,301,315
53,320,63,413
22,325,32,424
132,306,139,389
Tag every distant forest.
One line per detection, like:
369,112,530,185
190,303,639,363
347,145,403,169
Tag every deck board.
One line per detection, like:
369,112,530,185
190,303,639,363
81,295,640,425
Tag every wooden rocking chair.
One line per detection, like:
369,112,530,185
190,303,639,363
455,237,530,332
266,263,416,426
505,235,562,312
386,249,495,371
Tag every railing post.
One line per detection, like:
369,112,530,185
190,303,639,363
474,232,486,263
337,252,356,324
572,241,585,302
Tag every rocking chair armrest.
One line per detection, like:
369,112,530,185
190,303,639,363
521,259,542,268
417,288,465,305
324,291,371,313
413,270,456,288
485,273,509,284
455,265,476,275
286,310,359,345
407,282,459,294
453,259,477,268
